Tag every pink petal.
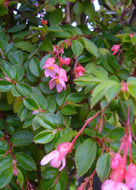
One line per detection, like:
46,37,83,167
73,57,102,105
50,157,61,168
59,68,67,81
59,157,66,171
40,150,59,165
53,64,60,74
102,180,129,190
49,78,56,90
44,69,52,78
59,79,66,88
56,83,63,92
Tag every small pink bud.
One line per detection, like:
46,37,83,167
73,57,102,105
129,33,134,38
41,20,48,26
121,81,128,93
111,44,120,55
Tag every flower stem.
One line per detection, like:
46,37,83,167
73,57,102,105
71,111,101,145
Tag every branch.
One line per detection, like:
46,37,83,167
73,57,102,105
65,1,71,24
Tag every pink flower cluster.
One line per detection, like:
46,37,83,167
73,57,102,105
102,132,136,190
40,142,73,171
42,43,71,93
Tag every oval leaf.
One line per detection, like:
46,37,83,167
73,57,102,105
75,139,97,177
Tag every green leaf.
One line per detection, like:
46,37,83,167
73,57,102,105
73,2,82,16
105,83,121,102
56,87,70,106
37,113,60,129
15,152,37,171
0,81,13,92
17,169,24,187
82,37,98,57
75,74,102,86
31,93,47,110
66,93,85,103
14,64,24,82
96,153,111,181
8,24,26,33
42,167,58,179
11,130,33,146
53,31,72,38
16,41,35,52
1,61,16,79
29,58,41,78
49,9,63,25
128,80,136,98
61,105,77,115
23,98,39,111
71,40,84,57
40,39,53,52
75,139,97,177
34,130,55,144
16,83,32,97
0,165,13,189
91,80,118,108
47,96,56,113
23,114,35,128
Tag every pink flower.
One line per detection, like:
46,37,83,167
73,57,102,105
73,65,85,78
110,166,126,182
90,0,94,2
102,180,129,190
59,58,70,65
129,33,134,38
111,44,120,55
121,81,128,93
111,153,122,169
125,163,136,190
40,142,73,171
49,68,67,92
41,20,48,26
42,58,59,78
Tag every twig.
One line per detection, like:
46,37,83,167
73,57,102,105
65,1,71,24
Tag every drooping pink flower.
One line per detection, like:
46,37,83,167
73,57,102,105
111,153,123,170
49,68,67,92
42,58,59,78
125,163,136,190
40,142,73,171
102,180,129,190
110,166,126,182
73,65,85,78
59,58,70,65
111,44,120,55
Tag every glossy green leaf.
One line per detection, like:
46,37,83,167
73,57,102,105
11,130,33,146
34,130,55,144
15,152,37,171
75,139,97,177
16,83,32,97
29,58,41,78
96,153,111,181
37,113,60,129
23,98,39,110
82,37,98,57
0,81,13,92
0,165,13,189
71,40,84,57
61,105,77,115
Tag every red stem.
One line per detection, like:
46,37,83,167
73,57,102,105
71,111,101,145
